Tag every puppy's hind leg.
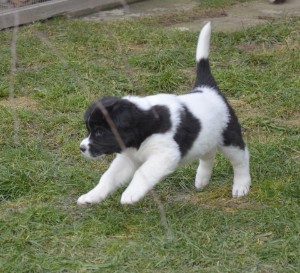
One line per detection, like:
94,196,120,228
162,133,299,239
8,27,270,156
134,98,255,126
220,146,251,197
195,149,217,191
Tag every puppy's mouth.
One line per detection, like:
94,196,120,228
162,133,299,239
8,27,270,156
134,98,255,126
80,149,104,159
80,144,103,159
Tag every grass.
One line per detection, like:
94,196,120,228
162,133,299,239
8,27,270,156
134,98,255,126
195,0,256,8
0,0,299,272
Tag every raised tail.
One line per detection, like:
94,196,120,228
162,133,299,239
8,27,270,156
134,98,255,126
194,22,218,89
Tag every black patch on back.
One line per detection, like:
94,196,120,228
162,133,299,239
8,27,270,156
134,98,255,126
121,104,172,149
222,106,245,150
174,106,201,157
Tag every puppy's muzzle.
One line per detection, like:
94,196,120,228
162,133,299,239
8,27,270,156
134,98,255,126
80,145,87,153
80,137,90,155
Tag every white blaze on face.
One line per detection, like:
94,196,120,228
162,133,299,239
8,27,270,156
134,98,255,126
80,135,91,157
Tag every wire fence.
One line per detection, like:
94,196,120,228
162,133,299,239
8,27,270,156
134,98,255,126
0,0,50,10
0,0,58,30
0,0,134,30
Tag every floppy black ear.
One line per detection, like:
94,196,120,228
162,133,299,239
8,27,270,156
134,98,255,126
109,99,142,129
101,96,121,109
84,96,120,123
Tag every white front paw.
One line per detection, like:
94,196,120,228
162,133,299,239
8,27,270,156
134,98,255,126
77,191,103,205
232,184,250,198
120,189,144,205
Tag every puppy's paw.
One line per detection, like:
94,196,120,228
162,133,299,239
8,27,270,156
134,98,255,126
232,184,250,198
120,189,144,205
195,176,210,191
77,192,102,205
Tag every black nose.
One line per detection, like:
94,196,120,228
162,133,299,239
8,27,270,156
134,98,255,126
80,146,86,152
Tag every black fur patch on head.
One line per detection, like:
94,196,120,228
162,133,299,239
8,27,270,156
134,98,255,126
174,105,201,157
84,97,171,156
83,97,122,156
222,106,245,150
112,101,172,150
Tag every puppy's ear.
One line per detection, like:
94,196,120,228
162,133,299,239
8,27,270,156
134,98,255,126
101,96,120,109
110,100,140,128
84,97,120,125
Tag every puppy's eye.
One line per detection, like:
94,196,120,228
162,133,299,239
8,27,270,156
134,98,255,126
95,130,104,137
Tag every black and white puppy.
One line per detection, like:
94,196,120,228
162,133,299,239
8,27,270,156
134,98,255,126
78,22,251,205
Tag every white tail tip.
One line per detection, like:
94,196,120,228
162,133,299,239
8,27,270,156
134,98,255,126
196,22,211,62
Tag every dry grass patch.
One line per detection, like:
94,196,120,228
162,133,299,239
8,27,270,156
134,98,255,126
229,98,265,120
152,8,227,27
275,114,300,128
0,97,38,110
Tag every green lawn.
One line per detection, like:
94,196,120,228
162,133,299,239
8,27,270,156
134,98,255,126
0,1,299,272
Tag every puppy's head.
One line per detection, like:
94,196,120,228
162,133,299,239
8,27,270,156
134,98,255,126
80,96,172,158
79,97,123,158
80,96,160,158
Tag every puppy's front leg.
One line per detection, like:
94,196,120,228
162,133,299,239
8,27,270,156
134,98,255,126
77,154,138,205
120,155,179,205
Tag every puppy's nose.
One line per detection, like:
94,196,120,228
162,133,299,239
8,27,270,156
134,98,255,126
80,145,87,152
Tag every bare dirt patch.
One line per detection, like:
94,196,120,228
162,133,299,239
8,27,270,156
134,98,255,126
167,190,261,211
229,98,265,120
276,114,300,127
235,43,262,52
0,97,38,110
236,40,300,54
155,9,227,27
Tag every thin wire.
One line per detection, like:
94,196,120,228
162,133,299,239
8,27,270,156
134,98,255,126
9,12,20,146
